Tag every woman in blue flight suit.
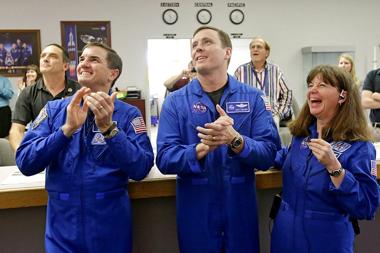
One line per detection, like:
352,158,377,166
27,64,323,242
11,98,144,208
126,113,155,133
271,65,379,253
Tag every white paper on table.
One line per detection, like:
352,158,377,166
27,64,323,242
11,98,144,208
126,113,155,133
0,169,45,187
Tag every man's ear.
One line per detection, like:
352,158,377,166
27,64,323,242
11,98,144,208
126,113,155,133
109,69,120,83
225,47,232,61
63,62,69,72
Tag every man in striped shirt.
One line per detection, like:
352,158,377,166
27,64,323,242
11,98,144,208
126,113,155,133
234,36,292,127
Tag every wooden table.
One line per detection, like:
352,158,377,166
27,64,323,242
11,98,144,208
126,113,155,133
1,165,378,210
0,166,282,209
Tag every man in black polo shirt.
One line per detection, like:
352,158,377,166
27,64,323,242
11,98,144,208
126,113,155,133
362,68,380,140
9,44,80,151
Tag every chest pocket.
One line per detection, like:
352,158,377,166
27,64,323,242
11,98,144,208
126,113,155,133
91,145,109,161
86,131,110,162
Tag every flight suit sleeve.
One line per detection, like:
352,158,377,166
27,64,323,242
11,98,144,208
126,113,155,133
156,97,202,175
328,142,379,220
0,78,13,99
103,106,154,181
273,146,289,169
15,103,71,176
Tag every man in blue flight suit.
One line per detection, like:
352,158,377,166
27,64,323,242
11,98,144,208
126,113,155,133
10,43,21,66
20,42,31,65
156,26,281,253
16,42,154,253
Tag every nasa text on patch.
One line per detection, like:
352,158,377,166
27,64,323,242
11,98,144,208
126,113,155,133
226,102,250,114
192,102,207,114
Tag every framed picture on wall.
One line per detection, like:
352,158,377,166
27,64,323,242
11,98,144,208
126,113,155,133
60,21,111,80
0,29,41,76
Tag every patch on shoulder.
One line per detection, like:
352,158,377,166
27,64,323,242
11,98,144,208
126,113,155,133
131,117,147,134
31,107,48,130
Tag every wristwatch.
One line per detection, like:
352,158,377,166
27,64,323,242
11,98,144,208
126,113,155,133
230,135,243,150
327,167,344,177
102,122,119,139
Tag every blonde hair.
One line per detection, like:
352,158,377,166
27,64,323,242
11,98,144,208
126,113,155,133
339,53,360,87
289,65,372,141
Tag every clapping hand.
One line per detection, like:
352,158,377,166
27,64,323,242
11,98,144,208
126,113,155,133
84,91,118,133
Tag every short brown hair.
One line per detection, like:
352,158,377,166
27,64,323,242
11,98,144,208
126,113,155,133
193,26,232,49
192,26,232,66
82,42,123,87
45,43,69,63
289,65,372,141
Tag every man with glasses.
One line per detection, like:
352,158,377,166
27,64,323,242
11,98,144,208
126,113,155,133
234,36,292,128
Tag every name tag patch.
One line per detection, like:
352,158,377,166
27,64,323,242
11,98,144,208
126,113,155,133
226,102,250,114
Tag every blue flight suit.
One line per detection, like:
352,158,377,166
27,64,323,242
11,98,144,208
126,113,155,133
156,75,281,253
10,47,21,66
21,46,32,65
271,123,379,253
0,48,7,66
16,97,154,253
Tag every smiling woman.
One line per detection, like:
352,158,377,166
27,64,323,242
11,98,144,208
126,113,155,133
272,65,378,253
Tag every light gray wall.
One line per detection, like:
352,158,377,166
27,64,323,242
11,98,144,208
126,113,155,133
1,0,380,109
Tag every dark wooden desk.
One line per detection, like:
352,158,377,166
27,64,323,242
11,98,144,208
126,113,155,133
0,167,282,209
1,165,379,210
120,98,146,122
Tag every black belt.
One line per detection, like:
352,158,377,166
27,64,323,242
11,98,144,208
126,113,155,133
372,122,380,128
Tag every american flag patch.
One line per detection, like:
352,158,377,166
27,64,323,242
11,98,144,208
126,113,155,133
261,95,272,111
370,160,377,177
131,117,147,134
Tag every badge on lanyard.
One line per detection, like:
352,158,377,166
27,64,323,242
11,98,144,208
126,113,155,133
226,102,250,113
192,102,207,114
